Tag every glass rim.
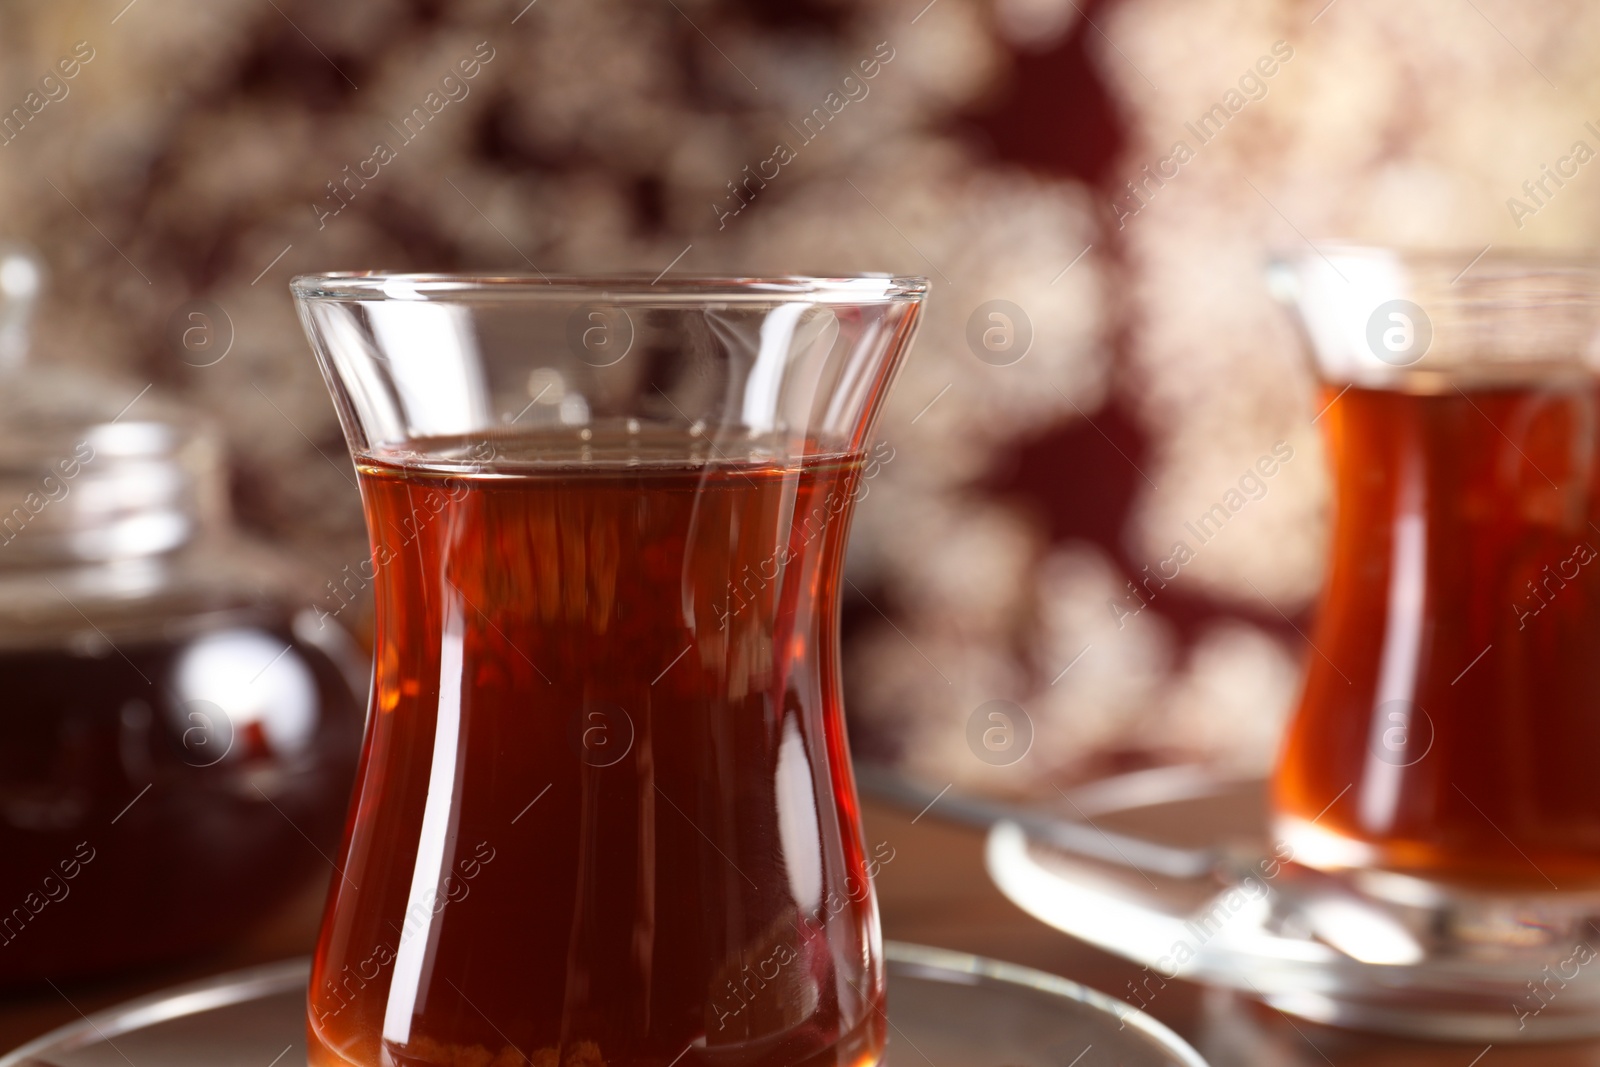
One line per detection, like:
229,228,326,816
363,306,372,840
1272,243,1600,275
1271,242,1600,388
290,272,929,303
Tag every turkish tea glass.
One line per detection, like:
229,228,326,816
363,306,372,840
291,274,925,1067
1271,247,1600,953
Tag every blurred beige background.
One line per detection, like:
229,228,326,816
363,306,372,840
1,0,1593,801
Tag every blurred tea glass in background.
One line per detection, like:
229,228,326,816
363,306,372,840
1273,247,1600,938
294,275,923,1067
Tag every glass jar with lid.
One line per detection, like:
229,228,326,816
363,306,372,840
0,244,366,985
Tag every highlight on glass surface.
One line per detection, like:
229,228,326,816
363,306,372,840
291,274,926,1067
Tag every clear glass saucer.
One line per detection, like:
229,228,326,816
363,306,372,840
0,942,1206,1067
985,766,1600,1042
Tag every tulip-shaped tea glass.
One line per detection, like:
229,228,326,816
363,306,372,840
1272,248,1600,990
292,275,925,1067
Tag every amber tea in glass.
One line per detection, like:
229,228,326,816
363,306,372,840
294,275,924,1067
1272,248,1600,910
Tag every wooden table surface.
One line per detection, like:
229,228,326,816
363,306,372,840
4,798,1598,1067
